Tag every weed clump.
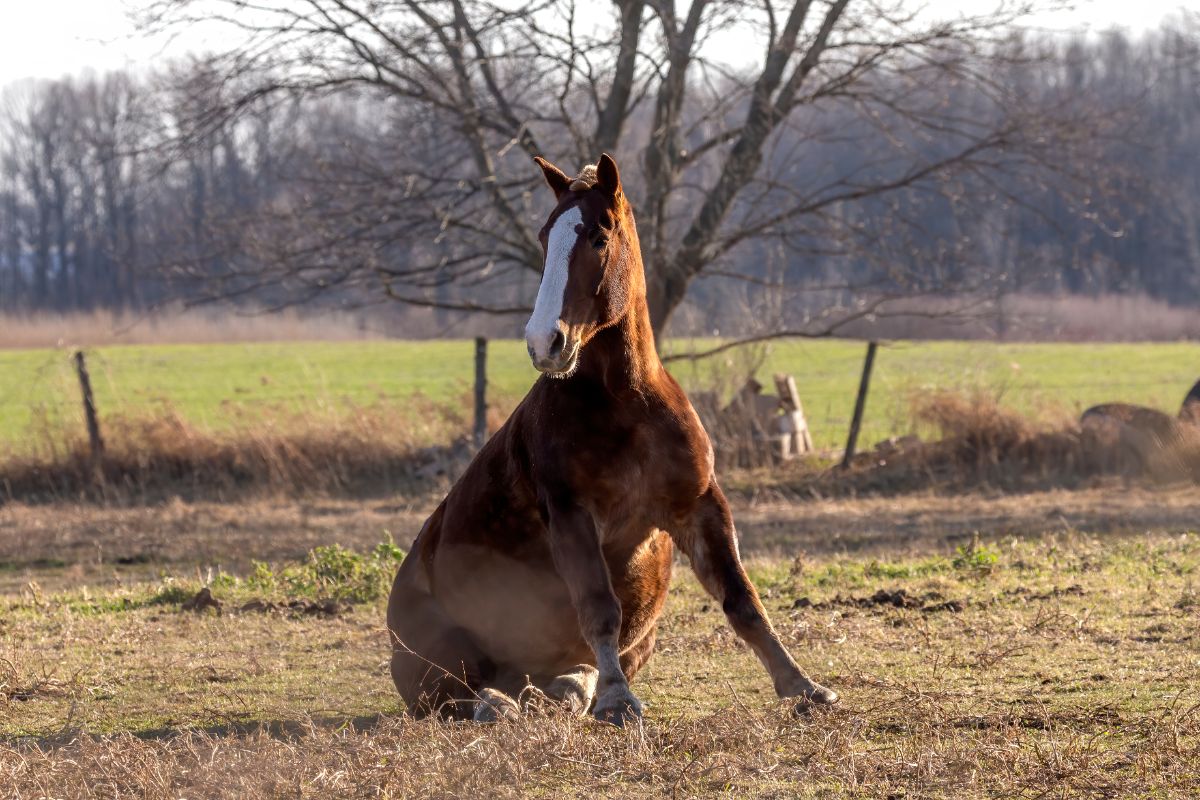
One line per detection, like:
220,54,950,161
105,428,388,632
234,541,406,605
953,534,1001,576
33,542,407,617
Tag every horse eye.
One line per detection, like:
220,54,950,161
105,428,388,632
591,230,609,250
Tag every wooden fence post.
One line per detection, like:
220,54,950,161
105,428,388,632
774,373,813,459
74,350,104,462
840,341,878,470
473,337,488,450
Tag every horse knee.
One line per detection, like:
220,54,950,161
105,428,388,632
721,587,766,633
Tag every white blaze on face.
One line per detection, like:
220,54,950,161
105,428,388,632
526,205,583,362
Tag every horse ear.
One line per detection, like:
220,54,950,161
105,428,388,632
596,153,622,199
534,156,571,199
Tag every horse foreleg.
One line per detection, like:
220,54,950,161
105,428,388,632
677,481,839,712
545,501,643,726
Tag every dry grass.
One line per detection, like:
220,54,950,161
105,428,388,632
0,396,511,504
1,529,1198,797
1,382,1195,513
696,292,1200,341
1007,293,1200,342
4,699,1195,798
778,389,1200,498
9,292,1200,350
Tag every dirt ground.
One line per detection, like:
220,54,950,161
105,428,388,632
2,482,1198,591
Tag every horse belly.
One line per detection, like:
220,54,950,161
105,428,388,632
433,544,592,672
431,532,672,676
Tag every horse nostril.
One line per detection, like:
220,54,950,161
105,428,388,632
548,330,565,359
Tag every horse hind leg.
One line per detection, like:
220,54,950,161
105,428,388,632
389,578,498,720
389,621,493,720
391,613,527,723
539,628,656,717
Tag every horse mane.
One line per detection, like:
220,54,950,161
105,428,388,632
569,164,598,191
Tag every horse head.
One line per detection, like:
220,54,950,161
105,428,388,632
525,153,639,377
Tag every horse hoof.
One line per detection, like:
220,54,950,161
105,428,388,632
552,684,592,715
474,688,521,722
592,686,643,727
792,682,839,714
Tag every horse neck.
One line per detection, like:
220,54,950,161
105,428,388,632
577,265,662,396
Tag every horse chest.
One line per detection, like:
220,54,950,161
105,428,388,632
571,417,710,535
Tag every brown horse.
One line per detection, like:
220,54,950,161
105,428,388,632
386,153,837,724
1080,378,1200,474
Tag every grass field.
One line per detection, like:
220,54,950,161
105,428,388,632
2,509,1197,797
3,339,1198,456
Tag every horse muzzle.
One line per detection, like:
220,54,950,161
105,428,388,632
525,327,580,377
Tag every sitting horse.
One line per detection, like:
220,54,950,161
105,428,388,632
386,153,837,724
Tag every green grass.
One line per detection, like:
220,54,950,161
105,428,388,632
668,338,1200,447
3,339,1198,454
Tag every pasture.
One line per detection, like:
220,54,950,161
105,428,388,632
1,493,1198,797
2,339,1198,455
2,338,1199,797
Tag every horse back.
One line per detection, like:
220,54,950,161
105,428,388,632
1081,403,1178,440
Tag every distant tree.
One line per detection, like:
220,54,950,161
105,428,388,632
4,12,1199,337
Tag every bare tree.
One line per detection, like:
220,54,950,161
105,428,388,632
132,0,1113,336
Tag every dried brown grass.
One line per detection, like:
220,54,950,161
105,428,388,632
3,503,1199,797
806,389,1200,497
0,401,478,505
3,697,1195,799
674,291,1200,341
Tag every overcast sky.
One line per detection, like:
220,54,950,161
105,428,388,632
0,0,1191,87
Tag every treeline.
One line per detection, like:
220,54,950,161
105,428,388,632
0,68,283,313
0,24,1197,330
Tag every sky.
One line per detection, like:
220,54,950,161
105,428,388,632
0,0,1192,87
